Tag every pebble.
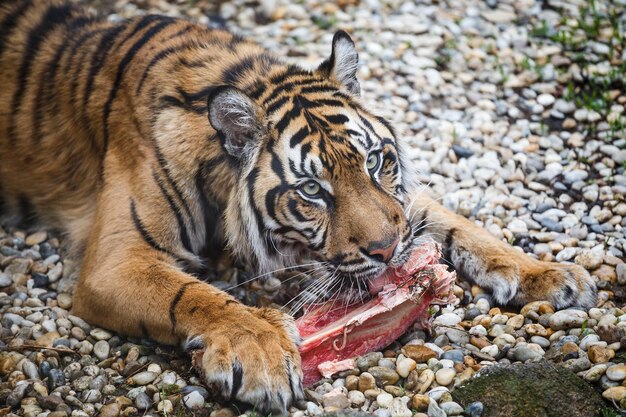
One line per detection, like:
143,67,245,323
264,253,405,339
93,340,110,360
129,371,158,385
377,392,394,408
548,309,588,330
603,386,626,402
435,368,456,386
440,401,464,416
606,364,626,381
427,401,446,417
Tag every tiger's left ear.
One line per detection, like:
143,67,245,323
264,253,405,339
207,85,264,161
318,30,360,96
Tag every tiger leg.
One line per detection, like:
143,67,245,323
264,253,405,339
407,191,596,308
72,208,303,415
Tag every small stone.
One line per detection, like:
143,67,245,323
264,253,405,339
521,301,554,317
26,231,47,246
83,389,102,403
537,94,555,107
322,390,350,409
39,395,64,410
0,273,12,287
441,350,464,364
128,371,157,385
435,368,455,386
390,397,412,417
47,369,65,391
94,340,110,360
417,369,435,394
57,293,72,309
427,400,447,417
606,364,626,381
396,356,416,378
433,313,462,327
358,372,376,391
548,309,588,330
465,402,484,417
356,352,383,371
348,390,365,406
90,328,113,340
576,250,604,270
583,364,608,382
22,360,40,380
135,392,152,410
369,367,400,386
99,403,121,417
402,345,437,363
377,392,394,408
588,345,615,364
411,394,430,411
158,400,174,414
440,401,464,416
603,386,626,402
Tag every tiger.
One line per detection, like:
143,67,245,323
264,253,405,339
0,1,596,414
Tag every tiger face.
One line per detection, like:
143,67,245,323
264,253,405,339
210,32,417,292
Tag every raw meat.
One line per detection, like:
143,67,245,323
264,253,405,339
296,241,456,385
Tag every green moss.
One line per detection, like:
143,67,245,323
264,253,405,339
452,362,606,417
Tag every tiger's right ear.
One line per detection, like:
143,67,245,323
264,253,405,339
207,85,264,160
318,30,360,96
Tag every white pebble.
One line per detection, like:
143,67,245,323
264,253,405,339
435,368,456,386
377,392,394,408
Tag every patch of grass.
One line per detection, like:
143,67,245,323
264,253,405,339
312,14,337,30
600,406,621,417
526,0,625,143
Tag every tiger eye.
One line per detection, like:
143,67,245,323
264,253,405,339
366,152,380,171
302,181,321,196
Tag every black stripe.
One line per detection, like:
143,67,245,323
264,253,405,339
130,198,177,257
287,198,307,222
275,105,302,133
8,4,74,144
231,362,243,398
0,0,33,58
169,281,198,331
160,95,206,115
102,18,175,153
316,98,344,107
82,24,127,112
115,14,164,52
289,126,308,148
153,172,193,253
247,167,274,258
222,55,257,85
164,24,193,40
154,145,197,235
325,114,349,125
33,16,96,142
139,321,151,340
265,95,290,115
262,78,323,106
136,42,193,94
195,159,223,259
442,228,456,267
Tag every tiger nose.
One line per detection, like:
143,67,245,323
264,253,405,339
366,237,399,263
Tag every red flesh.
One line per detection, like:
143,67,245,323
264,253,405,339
296,242,456,385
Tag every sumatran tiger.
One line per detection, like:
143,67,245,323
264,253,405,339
0,1,596,414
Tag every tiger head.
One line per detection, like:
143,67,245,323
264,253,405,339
209,31,419,294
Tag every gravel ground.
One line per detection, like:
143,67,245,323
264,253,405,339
1,0,626,416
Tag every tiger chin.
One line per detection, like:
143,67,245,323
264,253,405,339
0,1,596,415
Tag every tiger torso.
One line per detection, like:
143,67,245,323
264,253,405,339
0,0,415,284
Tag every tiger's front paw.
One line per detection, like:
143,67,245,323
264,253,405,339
189,306,303,416
515,261,597,309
